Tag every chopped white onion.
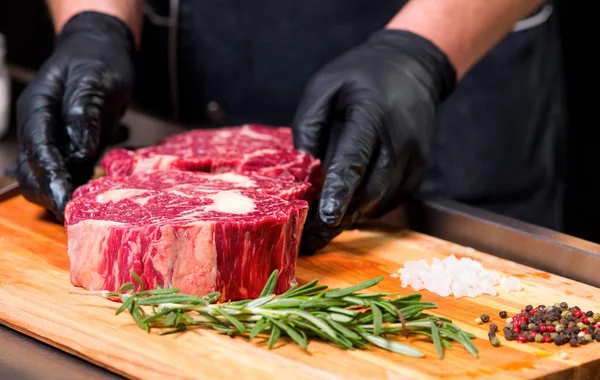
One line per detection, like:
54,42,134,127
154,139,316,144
394,254,524,298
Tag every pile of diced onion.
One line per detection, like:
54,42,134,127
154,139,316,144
390,254,523,298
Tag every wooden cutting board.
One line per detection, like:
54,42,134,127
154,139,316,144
2,195,600,380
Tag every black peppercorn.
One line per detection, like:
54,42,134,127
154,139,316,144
527,333,535,342
560,302,568,309
573,326,580,334
569,337,578,347
499,311,508,319
490,323,498,333
530,325,539,333
578,336,586,345
574,306,581,311
587,310,594,318
488,331,496,339
596,334,600,343
520,323,528,331
481,314,490,323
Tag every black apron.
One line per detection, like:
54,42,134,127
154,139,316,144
134,0,566,231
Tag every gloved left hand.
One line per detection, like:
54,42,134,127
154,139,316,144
292,29,457,254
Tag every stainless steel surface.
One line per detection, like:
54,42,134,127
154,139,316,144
0,176,18,201
0,325,122,380
401,197,600,288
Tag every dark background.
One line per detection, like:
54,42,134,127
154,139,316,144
0,1,597,243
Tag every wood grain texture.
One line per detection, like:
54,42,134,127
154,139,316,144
2,195,600,380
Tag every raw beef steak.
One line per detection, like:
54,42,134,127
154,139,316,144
65,170,309,300
100,124,321,195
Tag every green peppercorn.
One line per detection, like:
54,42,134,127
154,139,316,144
561,310,572,319
584,334,592,342
578,322,586,330
555,324,564,333
490,335,501,347
534,334,544,343
594,313,600,322
550,332,559,341
505,323,513,329
552,321,559,326
554,303,562,309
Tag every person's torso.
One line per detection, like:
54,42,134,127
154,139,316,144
134,0,566,231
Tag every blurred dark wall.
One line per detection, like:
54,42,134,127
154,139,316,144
1,1,598,242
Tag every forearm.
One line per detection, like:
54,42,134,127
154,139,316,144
46,0,144,46
387,0,545,79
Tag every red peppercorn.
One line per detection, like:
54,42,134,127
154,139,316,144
543,336,552,343
531,331,538,338
594,323,600,330
539,325,547,333
547,325,555,333
529,310,536,316
517,335,527,343
574,309,584,318
513,326,521,334
582,317,590,325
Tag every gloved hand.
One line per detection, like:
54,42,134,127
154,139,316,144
16,11,135,222
292,29,457,254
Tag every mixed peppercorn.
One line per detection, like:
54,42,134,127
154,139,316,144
478,303,600,347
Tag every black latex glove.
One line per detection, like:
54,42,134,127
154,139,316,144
16,11,135,222
292,29,457,254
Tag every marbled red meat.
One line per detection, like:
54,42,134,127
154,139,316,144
101,124,321,195
65,170,309,300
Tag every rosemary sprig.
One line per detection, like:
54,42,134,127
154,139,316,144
77,270,478,359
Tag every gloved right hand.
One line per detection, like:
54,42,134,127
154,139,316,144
16,11,135,222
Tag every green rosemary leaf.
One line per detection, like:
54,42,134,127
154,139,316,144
288,311,337,341
212,324,239,334
324,276,384,298
157,323,186,335
291,320,332,341
431,319,444,359
457,330,478,358
361,333,424,357
196,311,227,326
266,317,307,350
216,308,246,333
246,294,276,309
129,303,149,331
249,317,267,339
262,298,303,309
203,292,221,303
164,311,178,327
329,313,355,323
300,299,347,310
115,295,135,315
372,304,383,336
268,324,281,349
260,270,279,297
327,319,361,340
355,292,401,298
137,294,209,306
136,288,181,296
119,283,135,293
341,296,370,306
142,308,171,324
327,307,358,317
281,279,318,298
282,285,329,299
129,270,144,291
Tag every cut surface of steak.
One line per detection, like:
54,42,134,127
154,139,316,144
73,170,310,202
65,170,309,300
101,124,321,194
